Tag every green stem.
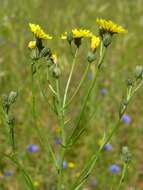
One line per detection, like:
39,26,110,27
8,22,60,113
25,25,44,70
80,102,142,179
70,120,121,190
31,63,58,170
62,48,79,109
1,153,36,190
116,163,128,190
69,43,106,145
56,79,66,190
64,61,91,109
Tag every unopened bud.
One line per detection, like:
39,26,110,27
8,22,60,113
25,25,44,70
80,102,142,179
87,51,96,63
126,79,133,86
9,91,18,104
7,116,15,126
31,48,39,60
135,65,143,79
51,65,61,79
2,94,9,113
121,146,131,164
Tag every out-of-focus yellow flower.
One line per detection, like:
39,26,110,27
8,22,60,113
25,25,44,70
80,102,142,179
96,18,127,34
51,53,58,64
34,181,40,187
61,29,92,39
68,162,75,169
91,35,100,51
28,41,36,49
29,23,53,40
55,127,61,134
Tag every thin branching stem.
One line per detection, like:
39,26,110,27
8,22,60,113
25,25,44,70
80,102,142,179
62,48,79,109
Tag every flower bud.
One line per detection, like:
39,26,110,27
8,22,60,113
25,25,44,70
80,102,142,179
7,116,15,126
51,65,61,79
126,79,133,86
102,33,112,47
121,146,131,164
135,65,143,79
40,47,51,58
8,91,18,104
2,94,9,113
87,51,96,63
31,48,39,60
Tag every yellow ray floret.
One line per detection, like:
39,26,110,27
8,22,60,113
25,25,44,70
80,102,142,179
96,18,127,34
29,23,53,40
61,29,92,39
28,41,36,49
91,35,100,50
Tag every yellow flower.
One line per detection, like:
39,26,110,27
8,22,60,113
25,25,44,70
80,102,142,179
34,181,40,187
96,18,127,34
61,32,68,40
68,162,75,169
91,35,100,51
28,41,36,49
29,23,53,40
61,29,92,39
72,29,92,38
51,53,58,64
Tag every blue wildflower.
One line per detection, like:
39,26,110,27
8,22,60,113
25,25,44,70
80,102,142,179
27,144,39,153
91,179,97,187
4,171,13,177
101,88,108,95
103,143,112,151
55,137,61,145
121,114,131,124
109,164,121,174
63,160,68,169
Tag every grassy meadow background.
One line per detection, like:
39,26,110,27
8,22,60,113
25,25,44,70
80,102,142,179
0,0,143,189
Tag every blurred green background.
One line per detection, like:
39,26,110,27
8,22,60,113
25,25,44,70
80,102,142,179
0,0,143,189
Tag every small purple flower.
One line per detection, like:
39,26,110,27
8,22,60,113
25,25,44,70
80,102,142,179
103,143,112,151
27,144,39,153
121,114,131,124
109,164,121,174
100,88,108,95
55,137,61,145
63,160,68,169
4,171,13,177
91,179,97,187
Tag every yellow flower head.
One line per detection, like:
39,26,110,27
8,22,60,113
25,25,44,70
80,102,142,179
68,162,75,169
96,18,127,34
51,53,58,64
72,29,92,38
34,181,40,187
29,23,53,40
91,35,100,51
28,41,36,49
61,29,92,39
